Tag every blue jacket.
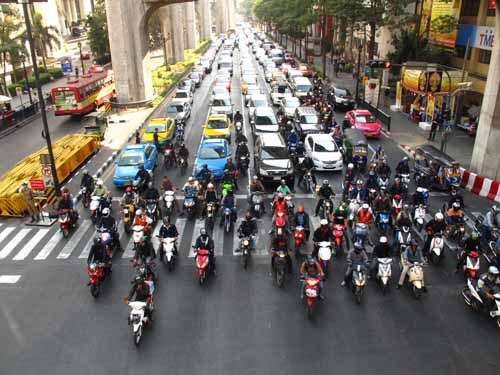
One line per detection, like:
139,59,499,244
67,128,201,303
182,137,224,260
349,187,369,202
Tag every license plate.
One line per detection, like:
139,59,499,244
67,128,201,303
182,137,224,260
273,176,282,180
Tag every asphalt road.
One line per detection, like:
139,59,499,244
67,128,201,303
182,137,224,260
1,41,500,375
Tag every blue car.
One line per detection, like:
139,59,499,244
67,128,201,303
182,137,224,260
194,138,231,180
113,144,158,187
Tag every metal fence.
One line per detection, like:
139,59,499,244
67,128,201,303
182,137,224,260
356,98,391,132
0,102,40,131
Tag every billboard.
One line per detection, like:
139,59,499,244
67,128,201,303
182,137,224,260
428,0,459,49
456,24,495,51
401,68,465,94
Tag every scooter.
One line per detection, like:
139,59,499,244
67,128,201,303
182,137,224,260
429,232,445,265
184,196,196,220
274,210,287,234
458,250,480,280
128,301,149,347
414,204,427,232
132,225,146,250
462,278,500,329
293,226,306,258
238,155,249,173
319,199,333,222
302,276,321,318
89,196,102,224
353,222,369,247
178,156,188,175
163,190,176,218
317,241,333,277
81,186,91,208
87,262,107,298
250,192,264,218
285,195,295,219
58,210,74,238
195,247,212,286
158,237,177,271
402,259,425,299
223,207,233,233
351,264,367,304
377,175,390,191
145,199,160,226
348,200,360,229
205,202,216,231
121,203,135,234
399,173,411,197
302,171,315,193
164,147,175,169
273,249,289,288
376,258,392,295
396,225,412,255
239,235,252,269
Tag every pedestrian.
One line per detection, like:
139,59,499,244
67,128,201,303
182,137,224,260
428,119,438,141
135,130,141,144
334,61,339,77
19,181,40,222
153,128,160,150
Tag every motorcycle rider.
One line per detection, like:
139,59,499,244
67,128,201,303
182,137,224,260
220,189,237,226
371,236,392,276
98,207,121,251
365,170,379,191
397,240,426,291
456,231,481,273
134,236,156,281
202,183,219,217
345,163,356,184
132,209,152,237
372,190,392,214
332,201,349,227
143,181,160,202
87,236,110,275
235,141,250,167
249,176,266,214
270,227,292,273
412,186,428,207
121,186,138,207
124,276,153,321
235,130,248,144
376,158,391,178
80,169,94,194
163,138,176,165
158,216,178,259
194,228,216,275
177,143,189,166
291,205,311,241
134,164,151,189
477,266,500,310
296,155,317,187
234,110,243,124
355,203,373,229
423,212,447,259
300,255,325,299
93,179,108,197
389,177,404,197
276,179,292,196
349,179,369,202
448,186,464,210
223,158,239,190
341,241,369,286
395,156,411,175
315,179,335,216
482,205,499,243
312,219,334,257
370,145,385,165
287,129,299,153
57,188,78,224
182,176,199,211
446,202,465,226
197,164,211,187
238,212,258,249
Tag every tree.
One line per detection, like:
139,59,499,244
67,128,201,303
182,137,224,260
31,12,61,71
85,0,110,62
0,5,25,95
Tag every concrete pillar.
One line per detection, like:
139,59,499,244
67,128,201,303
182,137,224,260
158,7,175,64
77,0,86,19
34,0,66,54
183,2,198,49
170,3,185,62
215,0,227,33
105,0,153,102
195,0,211,41
69,0,78,23
226,0,235,30
470,0,500,180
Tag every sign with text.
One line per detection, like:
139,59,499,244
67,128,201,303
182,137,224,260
61,58,73,73
29,179,45,191
457,24,495,51
429,0,459,49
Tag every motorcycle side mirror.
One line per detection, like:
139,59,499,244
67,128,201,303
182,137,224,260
227,151,232,157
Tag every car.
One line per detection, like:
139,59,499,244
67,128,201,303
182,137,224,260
241,66,256,76
280,63,293,75
192,65,206,80
203,113,232,142
247,93,269,117
298,63,313,77
254,133,293,186
215,74,232,92
264,61,276,72
178,79,195,93
217,58,233,76
194,138,232,180
251,106,279,134
199,59,212,73
269,48,284,65
304,134,343,171
189,72,202,87
245,85,262,105
265,67,278,82
141,118,176,146
329,86,355,111
241,74,257,94
279,96,301,119
113,144,158,187
210,94,233,120
287,69,303,80
165,100,191,123
270,84,292,106
290,76,312,100
173,89,193,106
81,50,91,60
211,85,230,98
293,107,323,139
345,109,382,138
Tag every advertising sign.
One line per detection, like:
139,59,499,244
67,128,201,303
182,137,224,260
457,24,495,51
60,58,73,73
29,179,45,191
429,0,459,49
402,69,465,94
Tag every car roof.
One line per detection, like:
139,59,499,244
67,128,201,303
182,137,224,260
208,113,228,120
251,94,267,100
297,107,318,115
293,76,311,83
169,100,185,106
306,133,335,143
258,132,285,147
201,138,227,147
213,94,231,100
175,89,189,94
255,106,275,115
352,109,372,116
124,144,147,152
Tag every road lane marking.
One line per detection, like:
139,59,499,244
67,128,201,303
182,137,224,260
0,227,15,245
0,275,21,284
34,231,62,260
13,229,50,260
57,220,92,259
189,218,206,257
0,228,30,260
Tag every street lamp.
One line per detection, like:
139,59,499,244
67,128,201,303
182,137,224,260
78,41,85,74
355,45,362,101
20,54,33,105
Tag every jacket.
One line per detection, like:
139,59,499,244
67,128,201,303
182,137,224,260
373,244,391,258
347,249,368,266
313,227,333,242
87,243,106,264
318,186,334,200
159,224,178,238
128,283,150,302
349,187,369,202
292,212,310,230
403,248,424,264
239,218,257,236
194,235,214,251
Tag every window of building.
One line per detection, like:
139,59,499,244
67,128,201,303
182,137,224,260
487,7,496,17
461,0,480,16
455,45,472,59
478,49,492,64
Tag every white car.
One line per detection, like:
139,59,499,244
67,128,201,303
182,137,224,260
247,93,269,117
270,85,292,106
279,96,300,119
304,134,343,171
265,67,278,82
173,89,193,106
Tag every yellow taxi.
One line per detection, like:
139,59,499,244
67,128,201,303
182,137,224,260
141,118,175,147
203,114,232,143
241,73,257,95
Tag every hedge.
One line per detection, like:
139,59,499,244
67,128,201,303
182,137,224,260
7,68,63,96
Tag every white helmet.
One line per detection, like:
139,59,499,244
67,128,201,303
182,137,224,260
435,212,444,221
207,183,214,189
320,219,328,226
188,176,194,182
135,209,143,216
347,163,354,169
102,208,110,217
488,265,499,276
96,179,103,186
379,236,388,244
362,203,369,209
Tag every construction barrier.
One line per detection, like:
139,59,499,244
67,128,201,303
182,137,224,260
0,134,99,217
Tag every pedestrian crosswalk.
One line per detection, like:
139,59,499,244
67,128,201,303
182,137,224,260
0,214,308,264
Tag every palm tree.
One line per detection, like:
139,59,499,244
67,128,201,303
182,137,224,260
31,12,61,71
0,5,24,95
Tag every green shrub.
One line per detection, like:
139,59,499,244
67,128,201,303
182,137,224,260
7,83,23,96
48,67,63,79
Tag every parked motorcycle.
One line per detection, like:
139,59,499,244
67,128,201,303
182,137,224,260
462,278,500,329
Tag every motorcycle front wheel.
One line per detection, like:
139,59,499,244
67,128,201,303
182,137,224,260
276,269,285,288
134,326,142,347
90,283,100,298
412,285,421,300
62,227,70,238
355,286,363,304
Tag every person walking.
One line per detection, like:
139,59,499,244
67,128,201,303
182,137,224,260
428,119,438,141
19,181,40,222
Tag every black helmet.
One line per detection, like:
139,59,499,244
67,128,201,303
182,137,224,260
93,236,101,245
306,255,315,266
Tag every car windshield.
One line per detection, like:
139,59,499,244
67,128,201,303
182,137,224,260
314,140,337,152
335,88,351,97
355,114,377,123
247,88,260,96
271,51,282,57
275,85,289,94
253,99,268,107
212,98,230,107
296,84,311,92
301,115,318,124
175,92,188,98
217,76,229,83
243,75,256,84
285,99,300,108
118,153,144,166
166,105,182,114
213,87,228,95
261,146,288,160
145,125,166,133
190,73,200,79
199,146,226,159
255,115,276,125
207,119,228,129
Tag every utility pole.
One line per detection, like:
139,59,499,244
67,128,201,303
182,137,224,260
355,46,362,100
321,0,327,78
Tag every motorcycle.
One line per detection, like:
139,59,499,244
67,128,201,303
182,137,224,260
273,249,289,288
403,260,425,299
223,207,233,233
377,175,390,192
195,247,213,286
302,276,321,318
293,226,306,258
205,202,216,231
446,220,466,242
353,222,369,247
178,156,188,175
414,204,427,232
128,300,151,347
158,237,177,271
235,121,243,135
399,173,411,197
87,262,107,298
458,250,480,280
239,235,252,269
348,200,360,228
376,211,391,234
462,278,500,329
274,210,287,234
332,222,346,255
317,241,333,277
285,195,295,220
392,198,403,218
81,186,92,208
175,123,185,146
238,155,249,173
164,147,175,169
58,210,75,238
122,203,135,234
99,228,118,257
250,192,264,218
132,225,146,250
484,240,500,267
375,258,392,295
184,196,196,220
319,199,333,222
302,171,314,193
163,190,176,219
350,264,367,304
89,196,102,224
429,232,445,265
396,225,412,255
145,199,160,226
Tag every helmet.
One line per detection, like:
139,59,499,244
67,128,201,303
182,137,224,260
410,239,418,248
416,187,424,193
306,255,315,266
277,192,284,199
133,180,139,187
402,156,409,162
93,236,101,245
135,275,144,283
488,265,499,276
394,177,400,183
126,186,132,193
200,228,207,236
188,176,194,182
323,179,329,186
362,203,369,209
297,205,304,213
347,163,354,169
376,146,382,152
83,169,89,175
356,179,363,185
354,240,363,251
280,180,286,186
394,194,401,200
102,208,110,217
136,209,143,216
320,219,328,226
290,128,295,133
203,164,208,169
253,175,258,181
452,202,460,209
403,204,409,210
139,164,144,170
492,205,499,212
369,170,375,176
245,212,252,220
207,183,214,190
471,231,479,239
435,212,444,221
379,236,388,244
148,182,153,189
163,216,170,225
96,179,103,186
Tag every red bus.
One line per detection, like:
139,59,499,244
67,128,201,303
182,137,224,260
51,66,115,116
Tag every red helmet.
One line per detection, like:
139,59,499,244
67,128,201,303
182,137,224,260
297,205,304,213
126,187,132,193
394,194,401,200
